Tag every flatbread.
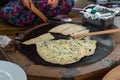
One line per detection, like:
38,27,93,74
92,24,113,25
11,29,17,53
70,29,90,39
36,39,97,65
22,33,54,45
23,23,89,45
49,23,86,35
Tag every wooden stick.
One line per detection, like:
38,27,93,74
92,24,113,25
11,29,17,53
0,46,11,61
74,28,120,38
30,4,48,23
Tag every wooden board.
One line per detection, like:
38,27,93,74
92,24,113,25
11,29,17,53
0,18,36,35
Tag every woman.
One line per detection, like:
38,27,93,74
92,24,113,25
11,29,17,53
0,0,74,27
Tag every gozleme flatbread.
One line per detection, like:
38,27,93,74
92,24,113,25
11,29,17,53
71,29,89,36
22,33,54,45
49,23,87,34
70,29,90,39
23,23,89,45
36,39,97,65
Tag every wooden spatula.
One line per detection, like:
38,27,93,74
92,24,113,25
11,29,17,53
50,28,120,39
74,28,120,38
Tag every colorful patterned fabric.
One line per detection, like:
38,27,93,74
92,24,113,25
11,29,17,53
0,0,74,27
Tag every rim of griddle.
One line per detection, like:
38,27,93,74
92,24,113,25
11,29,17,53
17,22,115,68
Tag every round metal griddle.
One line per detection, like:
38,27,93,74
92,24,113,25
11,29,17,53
17,22,115,67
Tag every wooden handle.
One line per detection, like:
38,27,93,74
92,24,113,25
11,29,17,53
0,46,11,61
74,28,120,38
30,4,48,23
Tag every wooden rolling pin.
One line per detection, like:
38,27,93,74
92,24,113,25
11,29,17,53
74,28,120,38
30,4,48,23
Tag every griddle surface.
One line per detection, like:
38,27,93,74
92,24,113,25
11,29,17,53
18,22,115,67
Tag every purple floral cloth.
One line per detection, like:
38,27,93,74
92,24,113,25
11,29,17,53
0,0,74,27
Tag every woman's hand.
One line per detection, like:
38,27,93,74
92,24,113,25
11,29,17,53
48,0,59,8
22,0,34,9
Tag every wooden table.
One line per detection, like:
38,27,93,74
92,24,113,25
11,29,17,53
0,18,120,80
0,17,36,35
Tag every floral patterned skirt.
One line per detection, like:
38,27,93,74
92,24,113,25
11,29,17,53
0,0,74,27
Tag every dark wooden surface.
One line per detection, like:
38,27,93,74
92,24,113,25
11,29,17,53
0,17,36,35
